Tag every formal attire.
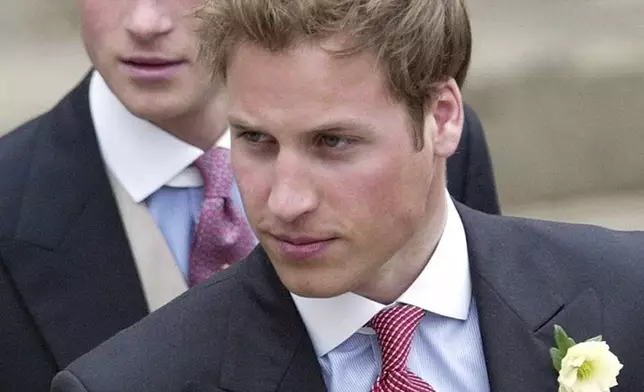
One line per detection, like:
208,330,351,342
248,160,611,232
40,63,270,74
293,197,489,391
0,71,250,392
0,72,498,392
91,71,250,295
51,200,644,392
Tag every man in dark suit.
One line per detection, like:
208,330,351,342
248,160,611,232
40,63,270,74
51,1,643,391
3,0,246,391
0,2,499,392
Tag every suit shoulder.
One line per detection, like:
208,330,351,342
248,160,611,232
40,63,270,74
463,103,483,136
64,269,242,391
0,113,54,234
463,207,644,285
0,79,92,236
0,74,90,167
0,87,71,183
0,111,50,163
500,213,644,257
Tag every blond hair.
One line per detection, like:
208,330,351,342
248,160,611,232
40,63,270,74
197,0,471,148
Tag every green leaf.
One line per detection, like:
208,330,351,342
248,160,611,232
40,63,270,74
554,325,576,353
586,335,603,342
550,347,564,372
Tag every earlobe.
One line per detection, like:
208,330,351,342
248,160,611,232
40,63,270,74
426,79,463,158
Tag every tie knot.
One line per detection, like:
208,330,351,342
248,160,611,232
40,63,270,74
370,304,425,372
194,147,232,198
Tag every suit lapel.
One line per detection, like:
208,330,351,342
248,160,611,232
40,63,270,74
457,203,603,391
471,274,561,390
3,75,148,368
218,248,326,392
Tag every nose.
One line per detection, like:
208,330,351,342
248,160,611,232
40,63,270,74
125,0,174,42
267,153,319,223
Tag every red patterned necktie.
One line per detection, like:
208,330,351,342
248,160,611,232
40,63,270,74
370,304,436,392
188,147,255,286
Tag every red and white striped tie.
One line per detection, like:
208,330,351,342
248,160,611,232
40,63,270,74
370,304,436,392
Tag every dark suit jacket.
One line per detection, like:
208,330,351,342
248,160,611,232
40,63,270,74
51,205,644,391
0,75,498,392
448,104,500,215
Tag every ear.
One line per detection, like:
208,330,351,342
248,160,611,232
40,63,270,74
424,78,463,158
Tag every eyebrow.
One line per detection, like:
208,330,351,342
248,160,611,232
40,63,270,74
228,115,377,135
228,116,267,133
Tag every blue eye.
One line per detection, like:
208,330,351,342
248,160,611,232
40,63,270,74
242,131,266,143
321,135,342,147
318,135,354,149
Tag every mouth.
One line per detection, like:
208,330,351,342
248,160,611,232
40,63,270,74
120,56,187,79
269,233,337,260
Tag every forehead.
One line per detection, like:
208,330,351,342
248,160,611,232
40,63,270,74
225,40,405,132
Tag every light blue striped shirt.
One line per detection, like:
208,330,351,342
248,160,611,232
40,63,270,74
292,197,490,391
318,300,489,391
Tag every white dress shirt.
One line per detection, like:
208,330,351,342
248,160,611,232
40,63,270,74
292,195,490,391
89,71,245,282
89,71,230,202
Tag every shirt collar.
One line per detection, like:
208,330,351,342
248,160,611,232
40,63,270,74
89,71,230,202
291,194,471,357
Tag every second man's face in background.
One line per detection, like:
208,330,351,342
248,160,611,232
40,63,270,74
78,0,217,126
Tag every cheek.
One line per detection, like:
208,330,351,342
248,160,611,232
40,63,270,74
327,160,404,223
79,2,119,55
364,172,408,220
328,153,429,234
232,152,271,214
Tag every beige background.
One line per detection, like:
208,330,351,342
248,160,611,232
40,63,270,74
2,0,644,229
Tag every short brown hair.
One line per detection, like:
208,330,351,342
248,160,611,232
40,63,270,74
197,0,472,148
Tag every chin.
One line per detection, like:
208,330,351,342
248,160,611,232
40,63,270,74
289,287,342,299
282,277,349,299
128,104,177,122
268,251,353,298
122,94,186,122
111,81,189,121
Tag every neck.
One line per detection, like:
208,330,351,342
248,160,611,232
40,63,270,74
152,89,228,150
356,168,449,305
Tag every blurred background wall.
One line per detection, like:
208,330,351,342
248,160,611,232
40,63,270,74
2,0,644,228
